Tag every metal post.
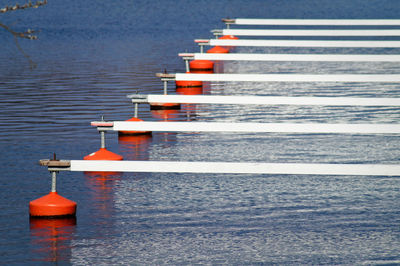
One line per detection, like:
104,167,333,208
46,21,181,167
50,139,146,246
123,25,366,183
163,79,168,95
134,102,138,118
100,131,106,148
51,171,57,192
100,115,106,148
199,44,204,53
184,59,190,72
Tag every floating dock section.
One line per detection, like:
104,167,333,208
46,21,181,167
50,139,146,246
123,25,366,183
35,18,400,215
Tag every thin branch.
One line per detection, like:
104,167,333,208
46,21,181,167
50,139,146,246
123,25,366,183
0,0,47,13
14,34,37,69
0,0,47,68
0,22,38,39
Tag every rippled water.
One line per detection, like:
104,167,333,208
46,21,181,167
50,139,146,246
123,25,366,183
1,0,400,264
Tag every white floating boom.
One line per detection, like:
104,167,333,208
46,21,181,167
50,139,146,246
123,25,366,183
69,160,400,176
196,39,400,48
174,73,400,82
92,121,400,134
223,18,400,26
39,159,400,176
128,94,400,107
221,29,400,36
180,53,400,62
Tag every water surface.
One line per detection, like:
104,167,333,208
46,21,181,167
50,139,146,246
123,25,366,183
1,0,400,264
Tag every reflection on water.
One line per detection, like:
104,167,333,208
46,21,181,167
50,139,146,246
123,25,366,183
2,0,400,264
150,109,181,121
30,217,76,263
84,172,122,216
119,134,153,161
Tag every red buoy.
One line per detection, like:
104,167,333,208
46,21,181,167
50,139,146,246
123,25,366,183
84,148,123,160
29,192,77,217
207,46,229,53
118,117,152,136
218,35,238,51
150,102,181,110
219,35,239,40
175,80,203,89
189,60,214,73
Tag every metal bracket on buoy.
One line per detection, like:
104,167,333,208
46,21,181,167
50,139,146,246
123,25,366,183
123,90,146,118
222,18,234,29
155,73,176,80
90,120,114,132
151,73,181,110
194,39,210,53
32,156,77,217
178,53,195,72
126,94,149,106
39,155,71,193
88,117,115,150
155,73,176,94
211,29,223,39
39,158,71,172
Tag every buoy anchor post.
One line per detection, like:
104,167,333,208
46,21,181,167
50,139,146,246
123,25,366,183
184,58,190,72
163,79,168,95
221,18,234,29
211,29,223,38
151,73,181,110
51,170,57,192
194,39,210,53
133,102,139,118
95,116,111,149
178,53,195,73
100,130,106,148
155,73,176,93
86,118,123,160
30,158,76,217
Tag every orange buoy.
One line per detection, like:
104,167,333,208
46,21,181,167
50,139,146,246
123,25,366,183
118,117,152,136
207,46,229,53
189,60,214,73
84,148,123,160
175,80,203,89
29,192,77,217
150,102,181,110
219,35,238,51
219,35,239,40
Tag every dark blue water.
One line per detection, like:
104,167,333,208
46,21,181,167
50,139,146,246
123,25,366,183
1,0,400,264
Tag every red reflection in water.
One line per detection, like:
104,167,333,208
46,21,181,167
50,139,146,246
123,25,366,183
82,172,121,232
30,216,76,262
151,109,180,121
213,60,224,73
176,86,203,95
118,134,152,160
84,172,121,201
